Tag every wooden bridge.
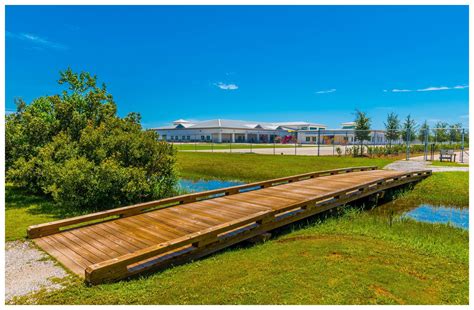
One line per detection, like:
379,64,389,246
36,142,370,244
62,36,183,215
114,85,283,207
28,166,431,284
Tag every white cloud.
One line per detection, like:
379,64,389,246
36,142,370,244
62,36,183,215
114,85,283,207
416,86,450,92
6,31,67,50
214,82,238,90
315,89,336,94
386,84,469,93
391,89,413,92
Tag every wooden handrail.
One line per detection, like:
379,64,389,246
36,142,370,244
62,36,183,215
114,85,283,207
84,169,431,283
27,166,377,238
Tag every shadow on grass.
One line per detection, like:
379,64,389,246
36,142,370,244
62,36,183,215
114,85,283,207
5,184,83,219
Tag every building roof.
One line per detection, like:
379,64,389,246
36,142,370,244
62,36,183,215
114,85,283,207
151,119,327,131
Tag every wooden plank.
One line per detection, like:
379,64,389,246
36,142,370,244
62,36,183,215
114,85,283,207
29,168,431,283
27,166,378,238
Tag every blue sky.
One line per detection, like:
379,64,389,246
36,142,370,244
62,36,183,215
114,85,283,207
6,5,469,129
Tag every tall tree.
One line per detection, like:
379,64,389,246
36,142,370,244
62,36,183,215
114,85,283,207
354,110,371,155
449,123,463,143
401,115,416,143
433,121,449,143
384,112,400,147
418,120,430,142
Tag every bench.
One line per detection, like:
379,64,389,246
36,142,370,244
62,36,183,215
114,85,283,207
440,149,457,162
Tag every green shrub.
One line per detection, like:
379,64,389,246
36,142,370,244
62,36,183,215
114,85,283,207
6,69,178,210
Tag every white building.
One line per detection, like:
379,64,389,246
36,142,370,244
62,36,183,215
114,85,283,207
151,119,327,143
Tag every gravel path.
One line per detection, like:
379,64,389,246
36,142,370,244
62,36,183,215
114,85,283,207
384,157,469,173
5,240,69,303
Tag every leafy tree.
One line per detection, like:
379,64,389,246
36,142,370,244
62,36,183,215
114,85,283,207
354,110,371,156
449,123,463,143
401,115,416,143
433,121,449,143
418,120,430,142
384,112,400,147
6,69,178,210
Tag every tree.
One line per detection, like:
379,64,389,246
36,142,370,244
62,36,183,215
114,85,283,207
433,121,449,143
418,120,430,142
401,115,416,143
384,112,400,147
449,123,463,143
354,110,371,156
6,69,178,210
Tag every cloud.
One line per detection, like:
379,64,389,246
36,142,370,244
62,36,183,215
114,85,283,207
214,82,238,90
416,86,450,92
460,114,469,119
391,89,413,92
315,89,336,94
6,31,67,50
386,84,469,93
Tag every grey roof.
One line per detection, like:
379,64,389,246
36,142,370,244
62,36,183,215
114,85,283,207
152,119,326,130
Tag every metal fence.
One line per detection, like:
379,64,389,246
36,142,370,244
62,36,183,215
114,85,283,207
164,127,469,162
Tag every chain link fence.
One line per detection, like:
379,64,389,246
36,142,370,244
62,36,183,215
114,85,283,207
164,127,468,162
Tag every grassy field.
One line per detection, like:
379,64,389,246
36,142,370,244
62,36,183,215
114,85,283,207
399,172,469,207
12,206,468,305
5,154,469,305
176,152,395,182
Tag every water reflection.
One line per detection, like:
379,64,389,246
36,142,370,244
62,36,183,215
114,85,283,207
178,179,245,193
374,199,469,230
404,204,469,230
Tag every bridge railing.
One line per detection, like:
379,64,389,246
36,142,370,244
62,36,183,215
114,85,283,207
27,166,378,238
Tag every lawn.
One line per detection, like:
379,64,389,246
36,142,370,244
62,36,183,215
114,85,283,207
399,171,469,207
5,154,469,305
12,207,468,305
176,152,395,182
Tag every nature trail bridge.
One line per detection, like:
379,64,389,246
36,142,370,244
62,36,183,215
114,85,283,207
28,166,431,284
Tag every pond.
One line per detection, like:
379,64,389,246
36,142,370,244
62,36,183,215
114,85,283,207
178,178,245,193
403,204,469,230
374,199,469,230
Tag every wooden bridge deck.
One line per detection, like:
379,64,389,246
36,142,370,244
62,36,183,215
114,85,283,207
28,166,431,284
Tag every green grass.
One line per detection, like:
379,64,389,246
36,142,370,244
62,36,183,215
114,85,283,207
177,152,395,182
429,161,469,167
174,143,314,151
398,172,469,207
12,208,468,305
5,156,469,305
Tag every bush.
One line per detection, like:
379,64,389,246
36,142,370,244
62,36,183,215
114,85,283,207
6,69,178,210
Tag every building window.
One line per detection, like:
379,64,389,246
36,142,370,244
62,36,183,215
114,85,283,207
207,135,211,140
162,135,167,140
309,127,317,130
182,136,185,140
201,135,205,140
306,137,311,142
301,127,308,130
312,137,317,142
187,136,190,140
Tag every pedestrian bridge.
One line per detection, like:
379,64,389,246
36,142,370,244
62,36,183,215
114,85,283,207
28,166,431,284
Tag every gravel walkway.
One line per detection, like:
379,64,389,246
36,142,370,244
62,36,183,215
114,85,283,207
5,240,69,303
384,157,469,173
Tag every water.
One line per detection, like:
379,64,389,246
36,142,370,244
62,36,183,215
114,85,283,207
178,179,245,193
403,204,469,230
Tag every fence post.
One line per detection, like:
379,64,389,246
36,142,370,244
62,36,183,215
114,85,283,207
461,128,465,163
406,130,410,161
317,128,321,156
423,129,428,161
